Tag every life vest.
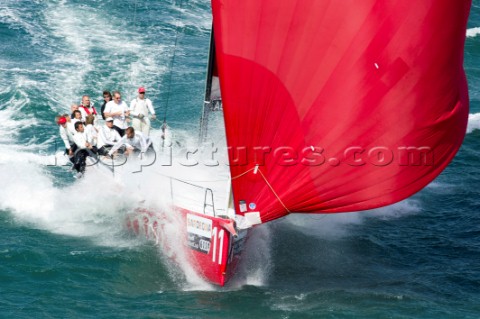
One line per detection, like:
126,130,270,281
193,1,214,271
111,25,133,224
80,105,97,116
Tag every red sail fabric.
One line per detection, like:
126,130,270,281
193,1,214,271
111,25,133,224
211,0,471,223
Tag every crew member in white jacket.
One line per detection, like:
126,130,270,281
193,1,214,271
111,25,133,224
72,122,97,173
129,86,156,137
57,116,76,159
108,127,151,157
97,117,122,156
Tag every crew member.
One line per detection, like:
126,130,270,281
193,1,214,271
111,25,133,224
78,95,97,121
108,127,151,157
72,122,97,174
57,116,76,161
104,91,130,137
130,87,156,136
97,117,122,156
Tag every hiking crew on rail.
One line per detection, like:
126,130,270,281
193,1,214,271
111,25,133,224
56,87,157,176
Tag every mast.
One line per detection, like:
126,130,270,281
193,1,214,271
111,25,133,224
199,26,222,143
199,26,215,143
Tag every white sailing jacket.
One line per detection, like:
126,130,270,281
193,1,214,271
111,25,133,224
129,98,155,118
73,131,93,150
85,124,98,146
108,132,151,155
97,125,121,149
59,125,75,149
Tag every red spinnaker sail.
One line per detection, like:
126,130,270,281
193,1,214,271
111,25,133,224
211,0,471,223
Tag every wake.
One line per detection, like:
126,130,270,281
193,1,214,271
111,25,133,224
467,113,480,133
467,27,480,38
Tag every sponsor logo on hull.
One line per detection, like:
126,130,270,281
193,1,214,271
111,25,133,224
187,214,213,254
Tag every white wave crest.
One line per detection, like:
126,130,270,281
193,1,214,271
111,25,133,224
0,5,47,44
285,199,421,239
467,113,480,133
0,87,39,146
467,27,480,38
0,160,140,247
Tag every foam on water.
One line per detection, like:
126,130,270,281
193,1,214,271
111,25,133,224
0,158,144,247
0,85,46,160
0,3,48,45
467,112,480,133
41,1,168,109
285,199,421,240
171,2,212,33
467,27,480,37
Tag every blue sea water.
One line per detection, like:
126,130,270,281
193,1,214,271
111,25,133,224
1,0,480,318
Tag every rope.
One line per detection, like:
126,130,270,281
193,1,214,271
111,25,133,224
257,168,291,213
231,166,256,180
152,117,166,125
162,0,184,124
231,166,291,214
133,0,138,31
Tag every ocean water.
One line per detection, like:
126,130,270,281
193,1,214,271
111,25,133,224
1,0,480,318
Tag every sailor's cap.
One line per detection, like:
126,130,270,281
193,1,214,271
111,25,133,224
105,117,114,122
57,116,67,125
